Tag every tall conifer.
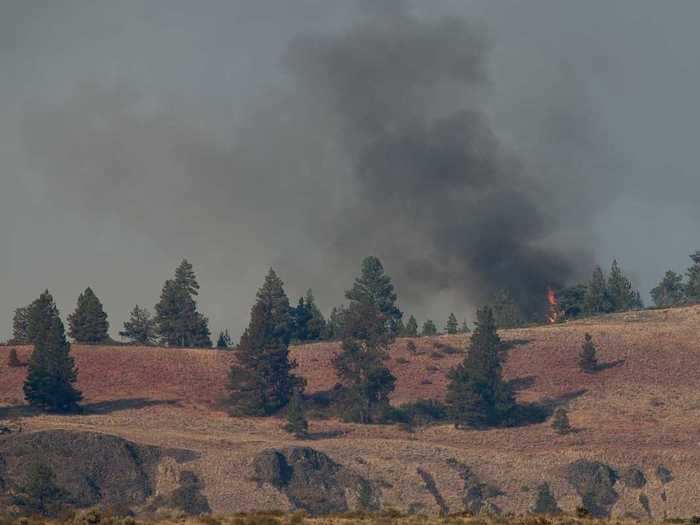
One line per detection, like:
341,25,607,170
68,287,110,343
445,307,515,428
23,291,82,412
227,269,302,415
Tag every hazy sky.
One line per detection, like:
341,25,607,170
2,1,700,341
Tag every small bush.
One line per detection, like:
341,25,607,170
395,357,410,365
426,365,439,372
406,341,417,353
442,345,460,355
420,379,432,385
430,351,445,359
551,408,572,435
7,348,22,367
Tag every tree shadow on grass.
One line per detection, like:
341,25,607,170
509,388,588,427
0,398,181,420
82,398,181,415
508,375,536,392
595,359,626,372
500,338,533,352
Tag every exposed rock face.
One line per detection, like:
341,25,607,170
252,447,379,515
620,467,647,489
0,430,195,515
567,460,619,517
531,483,561,515
447,459,503,515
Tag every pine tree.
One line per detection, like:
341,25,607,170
460,319,471,333
404,315,419,337
551,407,572,435
154,260,211,348
345,256,402,335
12,305,32,344
584,266,611,315
323,306,345,340
284,388,309,438
492,289,524,328
445,307,515,428
607,260,639,312
227,269,302,415
578,333,598,373
685,251,700,303
291,296,313,342
333,302,396,423
119,305,157,345
304,290,326,341
421,319,437,336
23,291,82,413
67,287,110,344
217,330,232,349
651,271,685,308
445,313,459,334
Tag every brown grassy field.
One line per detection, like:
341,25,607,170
2,306,700,518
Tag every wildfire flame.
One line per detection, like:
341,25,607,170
546,287,562,324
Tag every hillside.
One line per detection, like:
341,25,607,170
2,306,700,517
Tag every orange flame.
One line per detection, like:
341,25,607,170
546,287,561,324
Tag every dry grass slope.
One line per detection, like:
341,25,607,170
2,305,700,517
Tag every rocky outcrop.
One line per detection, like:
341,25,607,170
252,447,379,515
567,460,619,517
0,430,196,515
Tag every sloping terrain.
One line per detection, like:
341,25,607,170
2,306,700,517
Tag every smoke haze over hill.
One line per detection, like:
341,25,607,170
2,1,700,338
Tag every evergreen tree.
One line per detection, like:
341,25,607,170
119,305,157,345
395,317,406,337
284,388,309,438
23,291,82,413
304,290,326,341
551,407,572,435
421,319,437,336
291,296,313,342
492,289,524,328
559,284,588,319
404,315,419,337
345,256,402,335
67,287,110,343
12,305,32,344
445,313,459,334
578,333,598,373
445,307,515,428
12,463,68,517
154,260,211,347
607,259,639,312
174,259,200,297
227,269,301,415
584,266,611,315
460,319,471,333
216,329,232,349
323,306,345,340
333,302,396,423
685,251,700,303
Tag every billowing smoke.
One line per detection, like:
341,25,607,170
11,2,619,336
284,10,606,317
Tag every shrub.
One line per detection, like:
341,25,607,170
578,333,598,373
406,341,417,353
426,365,439,372
7,348,22,367
393,399,449,427
551,408,572,435
395,357,410,365
430,351,445,359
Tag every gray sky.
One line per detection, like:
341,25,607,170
2,1,699,341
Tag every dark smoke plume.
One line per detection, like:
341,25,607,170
286,11,602,316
